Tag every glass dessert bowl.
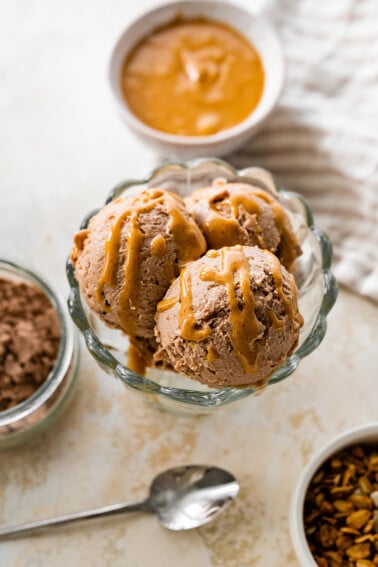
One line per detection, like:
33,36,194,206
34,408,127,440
67,158,337,413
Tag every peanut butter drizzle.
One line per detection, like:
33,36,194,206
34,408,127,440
157,295,179,313
247,188,300,269
71,229,89,263
178,268,211,341
206,346,219,362
268,309,286,329
118,212,144,334
176,245,302,373
95,189,206,334
264,250,304,328
150,234,167,256
168,205,207,264
192,187,261,248
191,184,299,267
200,246,261,373
128,342,147,375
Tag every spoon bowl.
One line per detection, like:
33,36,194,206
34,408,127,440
0,465,239,539
149,465,239,530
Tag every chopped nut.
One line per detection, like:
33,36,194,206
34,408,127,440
330,485,354,496
305,510,320,523
320,501,334,514
304,444,378,565
323,516,338,525
315,557,328,567
350,494,373,509
352,447,366,459
335,533,353,550
343,465,356,486
333,474,341,486
347,510,372,530
364,519,375,533
346,543,371,560
356,559,376,566
359,477,373,494
313,471,325,484
369,455,378,471
316,493,325,506
319,524,338,547
341,526,361,535
356,535,375,544
334,500,354,513
324,550,343,563
331,458,343,470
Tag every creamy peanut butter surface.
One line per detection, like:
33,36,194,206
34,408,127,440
121,18,265,136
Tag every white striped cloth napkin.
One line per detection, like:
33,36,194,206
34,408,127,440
230,0,378,302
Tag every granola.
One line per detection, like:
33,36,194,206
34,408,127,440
304,445,378,566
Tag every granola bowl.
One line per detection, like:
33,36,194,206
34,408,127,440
290,422,378,567
66,158,337,414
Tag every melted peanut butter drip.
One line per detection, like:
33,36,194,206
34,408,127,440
268,309,286,329
174,245,302,374
168,204,207,264
248,188,300,270
264,251,304,329
191,184,299,268
118,212,144,334
150,234,167,256
206,346,218,362
128,342,147,375
178,268,211,341
157,295,179,313
71,229,89,263
200,246,261,373
95,189,206,334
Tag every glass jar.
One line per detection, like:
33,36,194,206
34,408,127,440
0,260,79,448
67,158,337,414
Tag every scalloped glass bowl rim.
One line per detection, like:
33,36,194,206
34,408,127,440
67,158,338,409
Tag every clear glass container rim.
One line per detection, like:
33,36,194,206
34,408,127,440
0,259,76,426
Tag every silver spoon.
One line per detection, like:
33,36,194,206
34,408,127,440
0,465,239,539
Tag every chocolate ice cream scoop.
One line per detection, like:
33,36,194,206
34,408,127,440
154,245,303,388
71,189,206,359
185,182,301,271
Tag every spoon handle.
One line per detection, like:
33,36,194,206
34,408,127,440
0,500,152,540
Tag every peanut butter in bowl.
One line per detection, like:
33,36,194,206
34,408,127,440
120,17,265,136
108,1,284,157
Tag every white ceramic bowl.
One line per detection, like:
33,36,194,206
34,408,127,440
290,422,378,566
108,0,284,158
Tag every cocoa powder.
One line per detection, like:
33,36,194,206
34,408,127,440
0,277,61,411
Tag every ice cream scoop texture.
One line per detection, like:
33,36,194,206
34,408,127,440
71,180,303,387
155,245,303,388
